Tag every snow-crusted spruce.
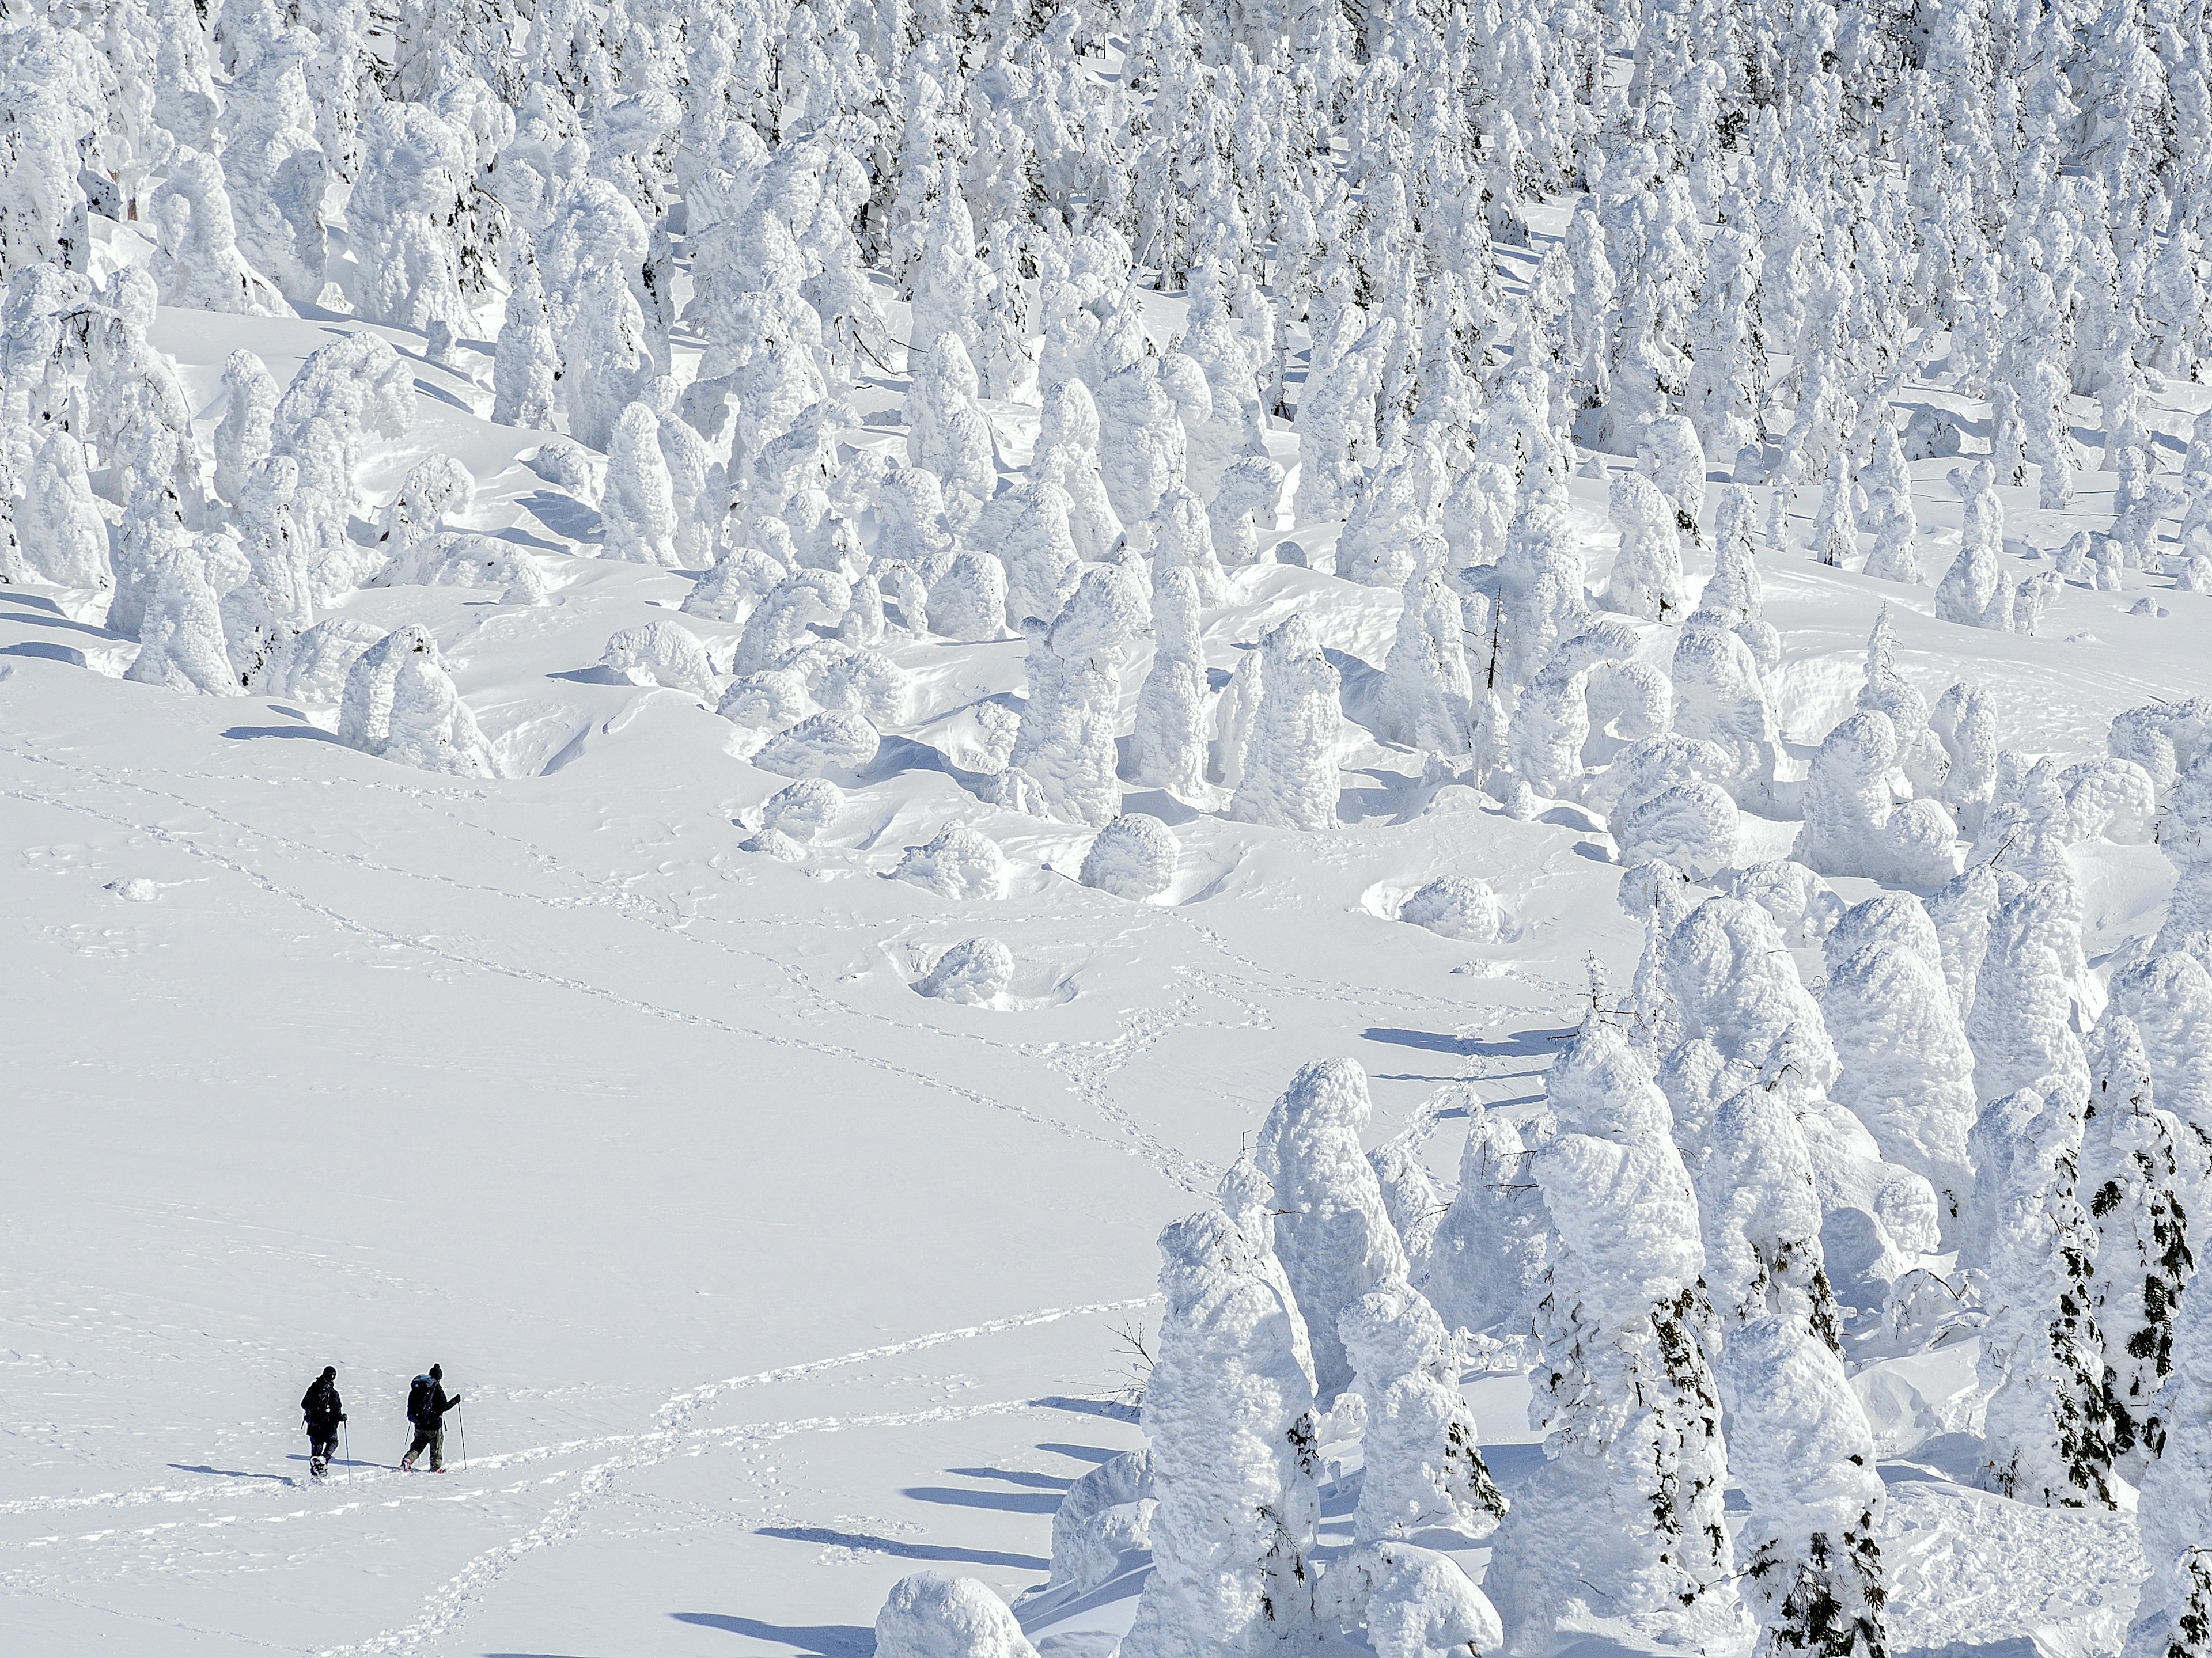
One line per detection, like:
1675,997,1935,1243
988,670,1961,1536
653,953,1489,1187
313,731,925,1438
1256,1058,1410,1400
915,939,1014,1006
1486,1013,1748,1653
1118,1205,1322,1658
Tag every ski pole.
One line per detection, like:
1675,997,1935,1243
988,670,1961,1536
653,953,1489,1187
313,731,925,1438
343,1420,351,1486
457,1401,468,1471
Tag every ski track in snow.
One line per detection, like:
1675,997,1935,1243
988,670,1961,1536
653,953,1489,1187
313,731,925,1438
2,1294,1157,1638
309,1297,1155,1657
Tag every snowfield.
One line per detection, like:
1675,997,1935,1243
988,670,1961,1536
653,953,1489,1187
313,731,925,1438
7,3,2212,1657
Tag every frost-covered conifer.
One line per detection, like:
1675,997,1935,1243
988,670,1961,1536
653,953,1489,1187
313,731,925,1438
1968,878,2093,1114
148,149,289,316
1719,1313,1887,1658
1338,1283,1506,1543
212,350,279,511
2127,1253,2212,1658
1935,462,2013,631
349,101,471,332
18,427,109,590
1033,379,1122,564
1098,358,1190,531
1256,1057,1409,1399
1118,1206,1321,1658
1010,565,1148,827
906,334,998,528
339,625,496,776
601,403,679,567
1229,615,1342,832
1976,1077,2116,1509
1128,567,1209,799
1793,711,1959,887
1207,454,1283,568
1421,1103,1548,1340
492,254,560,430
1821,894,1978,1235
268,331,415,601
1373,564,1475,756
2079,1015,2193,1481
1001,478,1081,631
224,454,312,686
123,532,238,696
1603,470,1688,621
1487,1014,1748,1652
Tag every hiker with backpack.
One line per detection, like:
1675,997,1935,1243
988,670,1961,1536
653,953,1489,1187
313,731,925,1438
401,1364,461,1473
300,1366,346,1479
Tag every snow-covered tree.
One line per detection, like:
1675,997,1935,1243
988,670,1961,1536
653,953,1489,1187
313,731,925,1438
2079,1015,2193,1481
1119,1204,1322,1658
1489,1010,1747,1651
1256,1057,1410,1399
1230,615,1342,832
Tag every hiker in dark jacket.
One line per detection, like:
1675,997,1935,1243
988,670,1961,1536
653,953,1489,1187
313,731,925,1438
300,1367,346,1479
401,1364,461,1473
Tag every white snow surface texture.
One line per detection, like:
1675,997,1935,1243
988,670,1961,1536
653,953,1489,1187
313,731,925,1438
2,2,2210,1657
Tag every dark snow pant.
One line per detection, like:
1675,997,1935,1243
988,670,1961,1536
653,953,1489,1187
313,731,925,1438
403,1420,444,1470
309,1432,336,1470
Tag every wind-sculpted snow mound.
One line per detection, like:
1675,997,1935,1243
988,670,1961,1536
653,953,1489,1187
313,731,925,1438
914,937,1014,1006
751,711,880,782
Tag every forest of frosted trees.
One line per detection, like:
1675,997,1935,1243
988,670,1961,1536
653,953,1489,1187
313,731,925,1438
6,0,2212,1653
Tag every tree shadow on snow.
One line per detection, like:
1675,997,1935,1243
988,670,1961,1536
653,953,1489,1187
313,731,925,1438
902,1484,1063,1514
0,604,118,639
669,1615,873,1656
945,1466,1077,1490
221,724,346,745
0,639,88,667
1363,1025,1574,1060
1031,1396,1138,1424
1034,1442,1124,1466
756,1526,1046,1571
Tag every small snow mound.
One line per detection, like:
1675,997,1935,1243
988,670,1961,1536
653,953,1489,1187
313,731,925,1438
760,778,842,843
1047,1450,1155,1593
1398,877,1502,943
602,620,716,698
875,1571,1037,1658
1079,814,1177,901
738,826,808,862
916,938,1016,1005
107,878,160,902
751,711,880,781
895,824,1010,900
528,439,599,498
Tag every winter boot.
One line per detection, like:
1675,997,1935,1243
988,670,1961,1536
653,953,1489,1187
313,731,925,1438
400,1452,415,1472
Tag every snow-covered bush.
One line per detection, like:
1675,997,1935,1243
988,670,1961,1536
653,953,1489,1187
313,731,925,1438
895,824,1010,901
1397,878,1501,943
1047,1451,1154,1594
916,938,1015,1005
338,627,495,777
873,1573,1037,1658
1080,814,1178,901
751,711,880,782
602,621,715,699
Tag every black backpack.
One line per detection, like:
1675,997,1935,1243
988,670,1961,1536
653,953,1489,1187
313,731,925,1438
407,1375,434,1426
